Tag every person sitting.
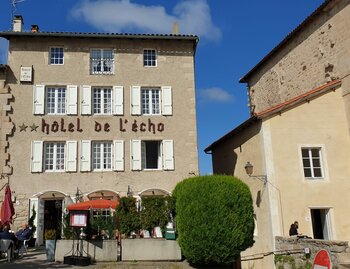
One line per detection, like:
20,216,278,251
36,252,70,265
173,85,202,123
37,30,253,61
289,221,299,236
15,223,31,254
0,224,16,241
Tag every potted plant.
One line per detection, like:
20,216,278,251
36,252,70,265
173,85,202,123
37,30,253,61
45,228,57,262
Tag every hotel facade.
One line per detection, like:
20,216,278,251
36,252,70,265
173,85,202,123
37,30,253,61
0,16,199,245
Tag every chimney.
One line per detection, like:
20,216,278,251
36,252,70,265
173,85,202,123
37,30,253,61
172,22,179,35
13,15,23,32
31,25,39,33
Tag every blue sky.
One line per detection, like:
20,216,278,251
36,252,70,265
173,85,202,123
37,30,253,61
0,0,324,175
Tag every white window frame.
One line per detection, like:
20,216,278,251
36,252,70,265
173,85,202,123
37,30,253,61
92,141,113,171
143,49,157,67
141,87,161,115
92,87,113,115
49,47,64,65
90,48,114,75
300,146,326,180
46,86,66,115
44,142,65,172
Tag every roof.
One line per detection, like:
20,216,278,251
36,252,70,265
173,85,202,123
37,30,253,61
204,79,341,153
239,0,334,83
0,31,199,48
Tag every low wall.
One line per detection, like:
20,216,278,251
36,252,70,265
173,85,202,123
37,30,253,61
55,240,119,262
275,236,350,268
122,239,181,261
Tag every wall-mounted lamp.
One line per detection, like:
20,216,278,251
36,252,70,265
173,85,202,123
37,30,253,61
244,161,267,184
127,185,132,197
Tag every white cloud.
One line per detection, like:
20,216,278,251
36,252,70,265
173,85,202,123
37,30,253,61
199,87,234,103
70,0,221,41
0,39,9,64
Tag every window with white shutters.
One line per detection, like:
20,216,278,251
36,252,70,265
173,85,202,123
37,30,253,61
46,87,66,115
31,141,43,172
44,142,65,172
131,140,174,171
81,85,92,115
80,140,91,172
131,86,172,116
92,141,112,171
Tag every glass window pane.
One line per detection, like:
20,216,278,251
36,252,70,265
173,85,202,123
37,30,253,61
304,168,312,177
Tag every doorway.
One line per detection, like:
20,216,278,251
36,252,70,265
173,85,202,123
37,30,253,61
310,208,332,240
44,200,63,240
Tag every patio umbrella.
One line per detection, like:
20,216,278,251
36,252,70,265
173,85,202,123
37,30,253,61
0,185,15,225
67,199,119,211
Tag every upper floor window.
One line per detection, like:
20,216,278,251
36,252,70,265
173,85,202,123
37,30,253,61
90,49,114,75
33,85,78,115
92,141,112,171
143,49,157,67
141,88,160,115
131,139,174,171
44,142,65,172
130,86,172,116
46,87,66,115
93,87,112,115
301,148,324,179
50,47,64,65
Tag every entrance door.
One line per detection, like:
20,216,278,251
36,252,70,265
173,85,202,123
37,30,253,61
311,208,332,240
44,200,63,240
29,198,45,246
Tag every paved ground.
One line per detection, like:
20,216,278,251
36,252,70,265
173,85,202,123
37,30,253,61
0,247,199,269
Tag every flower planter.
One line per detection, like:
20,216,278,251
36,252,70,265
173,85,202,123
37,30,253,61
45,240,56,262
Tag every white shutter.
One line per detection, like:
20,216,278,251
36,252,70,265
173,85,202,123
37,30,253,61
131,139,142,170
162,86,172,115
113,86,124,115
31,141,43,172
113,140,124,171
33,85,45,115
163,140,174,170
66,141,77,172
80,140,91,172
67,85,78,115
131,86,141,115
80,85,91,115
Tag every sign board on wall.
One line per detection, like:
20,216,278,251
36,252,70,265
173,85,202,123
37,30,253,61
70,211,88,227
20,66,32,82
312,249,331,269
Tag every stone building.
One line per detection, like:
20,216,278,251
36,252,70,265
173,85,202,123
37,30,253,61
0,16,198,245
205,0,350,268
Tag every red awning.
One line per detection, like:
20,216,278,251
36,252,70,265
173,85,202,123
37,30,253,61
67,199,119,211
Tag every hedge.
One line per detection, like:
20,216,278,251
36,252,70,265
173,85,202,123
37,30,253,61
173,175,255,265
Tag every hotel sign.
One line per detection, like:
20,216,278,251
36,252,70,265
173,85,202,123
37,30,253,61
20,66,33,82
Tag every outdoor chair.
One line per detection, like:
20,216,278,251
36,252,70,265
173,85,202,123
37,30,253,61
0,239,14,262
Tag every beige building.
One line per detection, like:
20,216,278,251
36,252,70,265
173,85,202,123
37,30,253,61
0,16,198,245
205,0,350,268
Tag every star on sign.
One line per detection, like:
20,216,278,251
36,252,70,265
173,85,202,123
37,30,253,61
30,123,39,132
19,123,28,132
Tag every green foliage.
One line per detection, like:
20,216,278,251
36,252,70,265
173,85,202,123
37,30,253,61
275,255,296,269
173,175,255,265
140,196,173,232
116,197,141,236
28,205,37,236
90,214,117,239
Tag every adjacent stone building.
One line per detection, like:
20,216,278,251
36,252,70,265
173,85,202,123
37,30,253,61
0,16,199,245
206,0,350,268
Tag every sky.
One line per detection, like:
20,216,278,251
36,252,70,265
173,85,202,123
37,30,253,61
0,0,324,175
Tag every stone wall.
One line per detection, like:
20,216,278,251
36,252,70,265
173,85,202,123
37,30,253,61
245,0,350,114
275,236,349,268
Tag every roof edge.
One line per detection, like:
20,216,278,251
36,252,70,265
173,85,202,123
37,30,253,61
256,79,341,118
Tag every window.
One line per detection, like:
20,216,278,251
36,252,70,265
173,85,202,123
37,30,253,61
131,139,174,171
50,47,64,65
93,87,112,115
90,49,114,74
34,85,77,115
92,141,112,171
141,88,160,115
143,49,157,67
44,142,65,172
301,148,323,178
142,141,161,169
46,87,66,114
